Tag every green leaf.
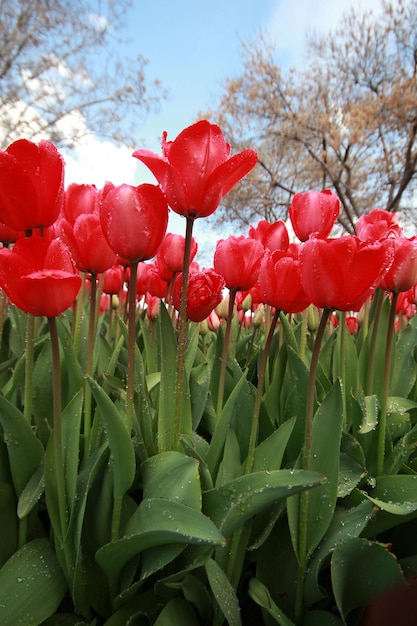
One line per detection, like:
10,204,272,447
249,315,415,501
86,375,135,498
0,395,44,496
363,474,417,515
304,499,374,606
390,319,417,397
0,538,67,626
248,577,295,626
205,558,241,626
357,391,379,434
252,417,296,473
154,596,200,625
0,482,18,567
96,498,225,588
141,451,202,510
205,370,248,480
338,432,367,498
287,380,344,559
203,469,324,538
331,537,404,623
17,458,45,519
62,390,84,517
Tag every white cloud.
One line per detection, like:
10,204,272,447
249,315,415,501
266,0,384,68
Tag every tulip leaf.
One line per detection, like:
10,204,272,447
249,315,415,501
287,380,344,559
362,474,417,515
0,538,67,626
205,558,241,626
205,370,248,480
304,499,374,606
86,375,135,498
154,596,200,625
331,537,404,623
203,469,325,538
390,319,417,397
248,577,295,626
0,482,18,568
17,458,45,519
96,498,225,588
357,391,379,434
0,394,44,496
141,450,202,510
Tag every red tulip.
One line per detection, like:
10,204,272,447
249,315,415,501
214,235,264,291
133,120,258,219
146,263,168,298
64,183,100,222
102,263,124,295
157,232,198,273
289,189,340,242
356,209,403,242
172,267,225,322
0,139,64,231
100,183,168,262
379,237,417,293
346,315,359,334
249,219,289,252
299,235,392,311
0,237,81,317
259,246,310,313
60,213,117,274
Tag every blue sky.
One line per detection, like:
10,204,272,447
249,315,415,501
64,0,383,264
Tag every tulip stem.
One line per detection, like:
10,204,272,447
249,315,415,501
83,274,97,459
173,217,194,448
23,313,35,422
48,316,73,579
216,289,237,417
376,291,398,476
365,288,384,395
246,307,280,473
126,260,139,434
295,307,331,623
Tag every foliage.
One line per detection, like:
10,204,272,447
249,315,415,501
206,0,417,232
0,0,165,148
1,284,417,625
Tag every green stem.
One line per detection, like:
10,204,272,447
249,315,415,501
246,308,280,474
295,307,331,623
376,291,398,476
126,261,139,434
73,271,86,352
339,311,347,431
173,217,195,449
48,316,73,578
216,289,237,417
24,313,35,422
365,288,385,395
83,274,97,459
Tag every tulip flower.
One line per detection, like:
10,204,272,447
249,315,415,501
102,263,124,295
100,183,169,262
133,120,258,219
259,246,310,313
0,139,64,232
213,235,264,292
289,189,340,242
64,183,100,222
172,268,225,322
356,208,403,242
60,213,117,274
249,219,289,252
157,233,198,273
0,236,81,317
379,236,417,293
299,235,393,311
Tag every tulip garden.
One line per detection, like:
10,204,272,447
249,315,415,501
1,120,417,625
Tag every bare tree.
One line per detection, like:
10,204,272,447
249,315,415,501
0,0,165,149
208,0,417,233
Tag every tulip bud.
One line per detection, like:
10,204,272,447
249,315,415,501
199,318,209,336
253,304,265,328
307,304,320,332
